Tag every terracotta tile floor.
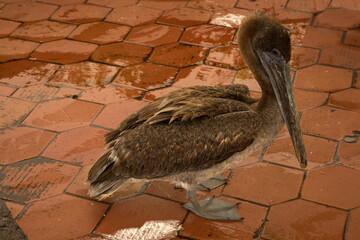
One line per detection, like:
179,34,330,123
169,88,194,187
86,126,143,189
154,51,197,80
0,1,359,240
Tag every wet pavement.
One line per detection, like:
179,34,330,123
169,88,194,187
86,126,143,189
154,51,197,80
0,0,359,239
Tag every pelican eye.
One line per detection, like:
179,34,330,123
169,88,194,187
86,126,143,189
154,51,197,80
271,48,281,57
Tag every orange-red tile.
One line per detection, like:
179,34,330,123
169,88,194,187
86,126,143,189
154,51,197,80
22,98,103,131
301,106,360,140
319,45,360,69
93,99,148,129
181,197,267,240
143,87,178,101
87,0,137,8
187,0,237,11
262,199,347,240
0,2,57,22
0,127,56,164
234,68,261,92
210,8,249,28
12,85,60,102
338,141,360,170
105,6,163,26
138,0,187,10
42,126,108,166
149,43,207,67
294,88,328,111
180,25,236,47
236,0,287,10
206,44,246,69
17,194,107,240
0,38,39,62
0,60,58,87
49,61,119,89
0,85,15,96
302,165,360,209
125,24,182,46
11,20,76,42
157,7,213,27
330,0,360,10
347,208,360,240
314,9,360,30
345,30,360,47
40,0,85,4
173,65,235,87
31,39,97,64
69,22,130,44
355,70,360,89
0,19,21,37
91,42,152,66
223,163,304,205
79,86,142,104
0,96,35,128
95,194,186,234
329,88,360,111
294,65,352,92
263,134,336,170
290,46,319,69
5,201,24,219
113,63,178,90
51,3,110,24
0,158,79,203
287,0,330,12
302,26,343,49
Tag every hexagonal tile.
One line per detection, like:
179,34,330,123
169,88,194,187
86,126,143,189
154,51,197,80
22,98,103,132
105,6,163,26
93,99,148,129
330,0,360,10
287,0,330,12
290,46,319,69
0,38,39,62
329,88,360,111
0,2,57,22
302,26,342,49
51,3,110,24
338,141,360,170
234,68,261,92
302,165,360,209
95,195,187,235
236,0,287,10
0,127,56,165
180,25,236,47
319,45,360,69
87,0,137,8
262,199,347,240
79,86,142,104
294,65,352,92
69,22,130,44
17,194,107,240
0,85,15,96
91,42,152,66
263,134,337,169
210,8,249,28
11,20,76,42
173,65,235,87
49,61,119,89
125,24,182,46
66,165,146,201
138,0,186,9
31,39,97,64
0,96,35,129
301,106,360,140
345,30,360,46
347,208,360,240
223,163,304,205
157,7,213,27
180,197,267,240
149,43,207,67
143,87,178,101
205,44,246,69
42,126,108,166
0,158,79,203
11,85,81,102
314,9,360,30
293,88,328,111
0,19,21,37
187,0,237,11
40,0,85,4
113,63,178,90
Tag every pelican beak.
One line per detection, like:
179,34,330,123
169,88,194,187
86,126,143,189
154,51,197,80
258,51,307,168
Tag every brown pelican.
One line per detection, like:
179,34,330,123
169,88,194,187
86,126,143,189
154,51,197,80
88,11,307,221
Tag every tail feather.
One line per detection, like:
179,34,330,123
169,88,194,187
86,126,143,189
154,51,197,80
88,178,127,200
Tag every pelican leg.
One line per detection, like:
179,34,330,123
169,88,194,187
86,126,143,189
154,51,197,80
183,190,243,221
196,174,228,191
